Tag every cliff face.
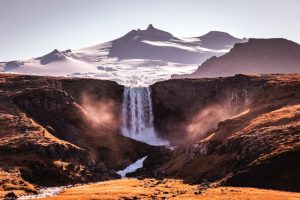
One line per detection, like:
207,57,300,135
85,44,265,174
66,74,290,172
151,74,264,144
0,74,156,197
151,74,300,192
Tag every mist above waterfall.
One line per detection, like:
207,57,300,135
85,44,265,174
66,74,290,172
185,104,233,140
81,93,121,133
184,94,251,141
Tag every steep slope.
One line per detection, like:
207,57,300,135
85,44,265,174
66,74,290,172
0,74,165,198
148,74,300,192
173,38,300,78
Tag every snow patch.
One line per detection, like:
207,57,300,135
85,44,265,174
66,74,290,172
142,40,229,53
6,57,97,76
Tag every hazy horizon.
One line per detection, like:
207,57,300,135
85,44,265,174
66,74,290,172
1,0,299,61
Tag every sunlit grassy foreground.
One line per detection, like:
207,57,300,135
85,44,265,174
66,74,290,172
40,178,300,200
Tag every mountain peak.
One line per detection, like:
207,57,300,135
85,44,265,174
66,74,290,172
52,49,60,54
40,49,66,65
115,24,176,42
195,31,246,50
146,24,154,30
201,31,236,38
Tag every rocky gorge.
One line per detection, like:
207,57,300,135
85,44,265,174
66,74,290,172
0,74,168,198
149,74,300,192
0,73,300,198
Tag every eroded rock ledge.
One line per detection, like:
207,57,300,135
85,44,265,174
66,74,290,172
150,74,300,192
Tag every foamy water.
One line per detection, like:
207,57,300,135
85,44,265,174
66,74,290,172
122,87,169,146
17,186,66,199
117,156,148,177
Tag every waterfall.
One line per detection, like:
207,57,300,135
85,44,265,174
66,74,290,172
122,87,168,146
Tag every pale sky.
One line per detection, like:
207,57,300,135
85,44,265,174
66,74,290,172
0,0,299,61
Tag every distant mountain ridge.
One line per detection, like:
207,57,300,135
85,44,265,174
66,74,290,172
0,24,246,85
197,31,247,50
82,24,246,64
173,38,300,79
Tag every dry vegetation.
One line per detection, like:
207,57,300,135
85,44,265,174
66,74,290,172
40,178,300,200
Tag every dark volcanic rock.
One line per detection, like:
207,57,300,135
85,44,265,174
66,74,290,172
4,192,18,200
150,74,300,192
223,150,300,192
0,74,156,197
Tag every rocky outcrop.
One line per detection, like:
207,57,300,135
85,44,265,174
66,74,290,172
114,24,176,43
151,74,300,192
173,38,300,78
223,150,300,192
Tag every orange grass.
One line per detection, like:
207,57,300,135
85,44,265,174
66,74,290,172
39,178,300,200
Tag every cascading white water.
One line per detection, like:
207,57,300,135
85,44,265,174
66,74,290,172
122,87,168,146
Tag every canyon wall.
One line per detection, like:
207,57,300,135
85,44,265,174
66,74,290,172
150,74,300,192
1,73,300,196
151,74,264,144
0,74,162,197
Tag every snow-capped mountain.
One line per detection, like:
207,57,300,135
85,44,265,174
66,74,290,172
0,24,246,86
